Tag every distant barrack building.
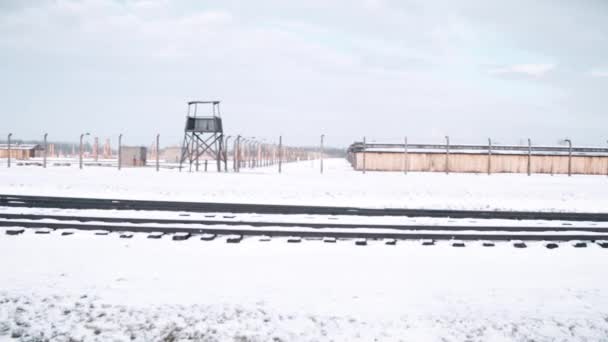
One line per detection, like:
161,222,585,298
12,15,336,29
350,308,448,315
120,146,147,167
347,141,608,176
0,144,42,160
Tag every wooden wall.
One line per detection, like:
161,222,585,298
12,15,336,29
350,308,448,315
352,152,608,175
0,149,35,160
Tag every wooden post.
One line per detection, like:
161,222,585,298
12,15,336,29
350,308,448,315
403,136,408,174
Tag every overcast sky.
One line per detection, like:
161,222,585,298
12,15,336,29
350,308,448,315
1,0,607,147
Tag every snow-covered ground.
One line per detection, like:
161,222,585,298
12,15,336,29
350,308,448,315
1,229,608,341
1,158,608,212
2,158,608,341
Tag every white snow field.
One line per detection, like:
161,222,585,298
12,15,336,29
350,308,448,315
1,158,608,341
0,230,608,341
1,158,608,212
1,230,608,341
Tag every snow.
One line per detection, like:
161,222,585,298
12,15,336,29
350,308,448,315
2,158,608,340
1,230,608,341
1,158,608,212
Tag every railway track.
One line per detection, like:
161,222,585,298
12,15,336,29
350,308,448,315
2,215,608,243
2,194,608,222
1,212,608,233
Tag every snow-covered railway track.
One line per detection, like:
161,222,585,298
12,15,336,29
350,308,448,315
1,212,608,233
2,193,608,222
3,216,608,243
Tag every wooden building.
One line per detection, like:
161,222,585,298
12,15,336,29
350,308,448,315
120,146,147,167
347,142,608,176
0,144,42,160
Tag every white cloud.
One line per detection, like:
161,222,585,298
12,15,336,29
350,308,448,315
489,63,556,77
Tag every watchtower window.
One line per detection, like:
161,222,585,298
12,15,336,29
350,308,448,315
186,117,222,133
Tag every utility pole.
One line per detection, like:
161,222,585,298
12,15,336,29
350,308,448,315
43,133,48,168
118,134,122,170
320,134,324,174
79,133,90,170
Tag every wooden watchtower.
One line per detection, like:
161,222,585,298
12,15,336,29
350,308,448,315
179,101,225,172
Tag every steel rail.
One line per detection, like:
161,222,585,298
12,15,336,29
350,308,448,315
1,194,608,222
1,213,608,233
2,220,608,242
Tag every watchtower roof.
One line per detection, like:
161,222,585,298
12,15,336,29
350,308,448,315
187,101,220,105
186,100,222,118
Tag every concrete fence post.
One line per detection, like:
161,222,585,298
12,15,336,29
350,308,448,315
118,134,122,171
195,139,200,172
233,136,240,172
487,138,492,175
94,137,99,162
7,133,12,168
43,133,48,168
156,134,160,172
403,136,408,174
79,132,89,170
320,134,324,174
565,139,572,177
252,142,257,168
217,136,223,172
257,143,261,168
445,136,450,175
278,136,282,173
362,136,366,174
528,138,532,176
224,136,232,172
